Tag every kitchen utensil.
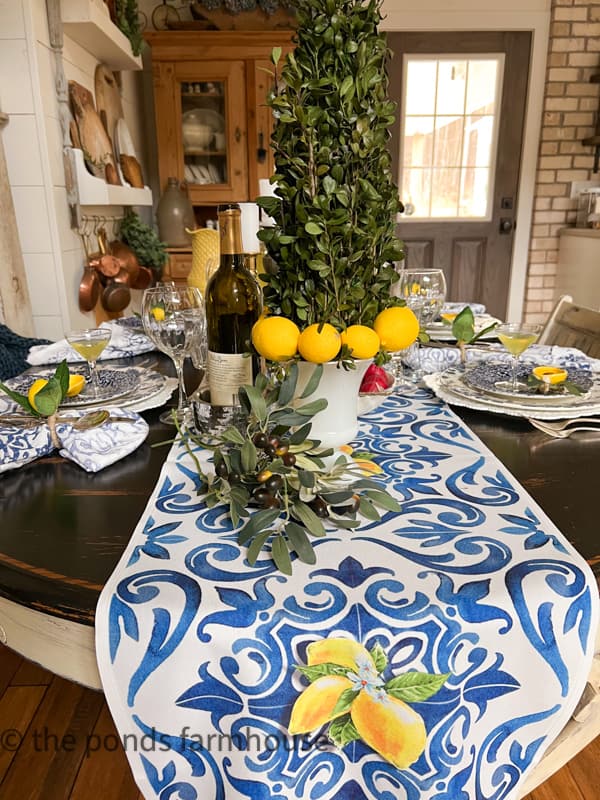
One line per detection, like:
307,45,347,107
94,64,124,169
257,131,267,163
131,266,154,291
527,416,600,436
0,410,137,430
68,80,119,184
115,118,144,187
527,418,600,438
102,280,131,313
78,265,101,312
110,239,141,284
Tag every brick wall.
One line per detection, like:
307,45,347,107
524,0,600,322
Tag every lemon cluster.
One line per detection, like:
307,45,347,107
251,307,419,364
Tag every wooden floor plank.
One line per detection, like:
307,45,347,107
566,735,600,799
0,645,23,696
526,763,586,800
10,657,54,686
0,675,103,800
0,685,47,783
69,705,142,800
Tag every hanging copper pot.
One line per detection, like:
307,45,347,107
101,279,131,312
131,265,154,290
78,265,100,311
109,239,141,284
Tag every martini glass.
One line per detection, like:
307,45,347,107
142,285,204,425
494,322,542,393
65,328,112,399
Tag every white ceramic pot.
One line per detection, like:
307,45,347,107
295,359,371,449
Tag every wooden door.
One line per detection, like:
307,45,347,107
387,32,531,319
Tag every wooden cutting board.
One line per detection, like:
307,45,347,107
94,64,124,167
68,80,119,185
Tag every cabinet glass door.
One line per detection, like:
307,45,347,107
175,62,247,203
181,81,227,187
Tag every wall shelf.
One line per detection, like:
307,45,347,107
60,0,142,71
72,147,152,206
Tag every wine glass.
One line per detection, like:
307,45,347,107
65,328,112,399
494,322,542,393
142,285,205,424
396,269,447,380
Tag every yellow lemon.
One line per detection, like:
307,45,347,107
66,374,86,397
297,323,341,363
151,306,165,322
532,365,568,385
307,638,375,672
350,689,427,769
440,313,457,323
28,378,48,411
340,325,380,359
252,316,300,361
373,306,420,352
288,675,353,734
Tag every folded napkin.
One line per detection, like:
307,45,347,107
27,321,155,366
442,301,486,315
412,343,598,375
0,408,149,474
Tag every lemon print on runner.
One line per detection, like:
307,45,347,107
532,365,568,385
66,374,86,397
373,306,419,352
252,316,300,361
288,676,353,734
297,323,341,363
288,636,449,770
340,325,380,359
350,687,427,769
28,378,48,411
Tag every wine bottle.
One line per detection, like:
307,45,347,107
205,203,262,406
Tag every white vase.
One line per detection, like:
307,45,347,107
295,359,371,449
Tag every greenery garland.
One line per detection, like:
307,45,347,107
114,0,144,56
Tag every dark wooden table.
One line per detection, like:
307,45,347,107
0,357,599,628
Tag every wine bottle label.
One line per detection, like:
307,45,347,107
207,351,253,406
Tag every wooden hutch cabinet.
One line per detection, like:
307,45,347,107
146,31,294,283
145,31,294,209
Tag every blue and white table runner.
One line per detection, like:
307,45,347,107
96,389,598,800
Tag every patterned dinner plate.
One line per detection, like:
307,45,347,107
7,367,140,408
425,314,501,342
462,361,593,404
432,366,600,419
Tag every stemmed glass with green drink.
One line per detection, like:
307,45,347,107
65,328,112,399
494,322,542,393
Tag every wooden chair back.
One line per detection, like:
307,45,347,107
538,294,600,358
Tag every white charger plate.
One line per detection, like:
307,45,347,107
425,367,600,420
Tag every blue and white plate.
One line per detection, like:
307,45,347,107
463,360,593,403
7,367,140,408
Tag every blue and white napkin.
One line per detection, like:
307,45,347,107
441,301,486,315
27,320,154,366
413,344,599,375
0,408,149,474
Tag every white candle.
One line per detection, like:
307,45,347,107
239,202,260,253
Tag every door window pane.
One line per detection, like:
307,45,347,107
399,54,502,220
405,61,437,115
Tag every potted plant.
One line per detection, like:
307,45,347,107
254,0,418,445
